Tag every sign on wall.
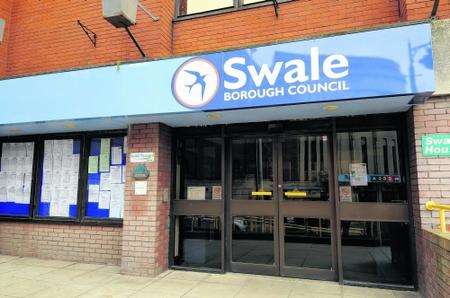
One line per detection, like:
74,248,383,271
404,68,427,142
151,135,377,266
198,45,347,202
0,24,435,125
421,134,450,157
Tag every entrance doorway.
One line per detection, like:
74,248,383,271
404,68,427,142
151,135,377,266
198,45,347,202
171,116,414,287
228,135,336,280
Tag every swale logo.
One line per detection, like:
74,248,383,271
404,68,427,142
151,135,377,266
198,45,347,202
172,57,220,108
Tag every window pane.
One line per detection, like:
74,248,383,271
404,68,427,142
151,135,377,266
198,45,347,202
38,139,81,218
282,136,329,201
242,0,267,4
336,131,405,203
179,0,234,16
179,138,222,200
341,221,412,285
232,216,274,264
0,142,34,216
174,216,222,269
284,217,332,270
86,137,127,219
232,138,273,200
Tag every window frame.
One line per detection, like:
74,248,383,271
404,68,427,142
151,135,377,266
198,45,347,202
174,0,293,21
0,129,127,227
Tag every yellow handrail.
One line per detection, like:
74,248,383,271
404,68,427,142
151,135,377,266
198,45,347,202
426,201,450,233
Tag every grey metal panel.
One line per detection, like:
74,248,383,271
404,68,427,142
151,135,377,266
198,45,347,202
279,201,332,218
340,202,409,222
172,200,223,216
230,200,275,216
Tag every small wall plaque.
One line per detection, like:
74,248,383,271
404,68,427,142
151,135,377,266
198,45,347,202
130,152,155,163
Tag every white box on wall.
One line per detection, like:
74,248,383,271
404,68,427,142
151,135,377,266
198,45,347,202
102,0,138,28
0,19,5,44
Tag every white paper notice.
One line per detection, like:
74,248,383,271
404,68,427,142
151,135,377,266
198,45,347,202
350,163,368,186
111,147,122,165
99,191,111,209
134,181,147,195
100,173,111,191
110,183,124,218
88,184,100,203
187,186,206,201
110,166,122,184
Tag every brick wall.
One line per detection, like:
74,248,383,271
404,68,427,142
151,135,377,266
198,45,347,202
415,228,449,298
172,0,400,56
121,123,171,277
4,0,174,78
0,0,12,76
409,96,450,230
399,0,450,21
0,222,122,265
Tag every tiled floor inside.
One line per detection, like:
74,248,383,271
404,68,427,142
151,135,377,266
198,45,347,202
0,254,420,298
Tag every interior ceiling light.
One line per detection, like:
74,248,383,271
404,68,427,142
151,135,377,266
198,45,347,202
323,105,339,112
207,113,221,121
8,127,21,133
64,122,76,129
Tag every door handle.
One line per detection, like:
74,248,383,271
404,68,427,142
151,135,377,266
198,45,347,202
251,191,273,196
284,191,307,198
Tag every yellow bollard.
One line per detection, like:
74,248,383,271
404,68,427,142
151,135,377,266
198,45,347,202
426,201,450,233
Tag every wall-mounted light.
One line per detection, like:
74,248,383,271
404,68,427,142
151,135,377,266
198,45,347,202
0,19,5,44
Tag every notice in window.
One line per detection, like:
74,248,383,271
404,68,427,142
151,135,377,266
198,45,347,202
350,163,368,186
187,186,206,200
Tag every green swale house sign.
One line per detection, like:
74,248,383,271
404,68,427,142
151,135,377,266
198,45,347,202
421,134,450,157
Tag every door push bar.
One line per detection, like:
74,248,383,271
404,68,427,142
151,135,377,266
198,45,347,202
284,191,307,198
426,201,450,233
251,191,273,196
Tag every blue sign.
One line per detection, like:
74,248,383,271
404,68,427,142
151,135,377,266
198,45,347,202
0,23,434,125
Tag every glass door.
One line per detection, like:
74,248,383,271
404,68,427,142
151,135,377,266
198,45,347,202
228,134,336,280
228,137,279,275
278,134,336,280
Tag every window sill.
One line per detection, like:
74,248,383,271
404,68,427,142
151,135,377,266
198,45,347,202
0,216,123,227
174,0,293,22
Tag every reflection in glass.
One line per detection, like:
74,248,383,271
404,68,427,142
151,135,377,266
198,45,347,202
284,218,332,270
341,221,412,285
173,216,221,269
282,136,329,201
232,216,274,264
337,131,405,203
232,138,273,200
178,0,234,16
178,138,222,200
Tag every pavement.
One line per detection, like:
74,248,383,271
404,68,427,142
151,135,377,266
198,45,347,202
0,254,421,298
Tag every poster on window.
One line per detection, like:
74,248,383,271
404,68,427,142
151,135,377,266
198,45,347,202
349,163,368,186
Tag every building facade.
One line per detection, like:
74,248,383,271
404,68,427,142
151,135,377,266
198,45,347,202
0,0,449,296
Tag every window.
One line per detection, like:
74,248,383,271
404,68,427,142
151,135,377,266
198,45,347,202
336,131,405,203
0,131,126,224
341,221,412,285
173,215,222,269
177,0,280,17
37,139,81,218
177,137,222,201
86,137,126,219
179,0,233,16
0,142,35,217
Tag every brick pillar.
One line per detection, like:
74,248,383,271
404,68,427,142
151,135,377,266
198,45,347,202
121,123,172,276
409,97,450,230
408,96,450,296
